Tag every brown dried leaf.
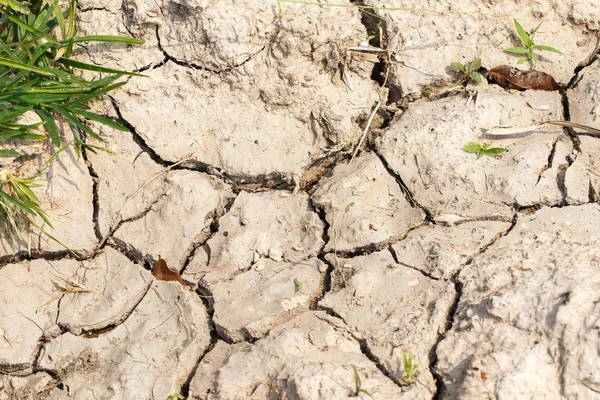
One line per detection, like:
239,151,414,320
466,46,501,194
486,65,563,93
152,257,182,284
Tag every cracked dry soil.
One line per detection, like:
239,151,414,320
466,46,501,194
2,0,600,399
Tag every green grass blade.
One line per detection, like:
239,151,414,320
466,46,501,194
28,37,62,65
36,107,61,146
71,35,144,45
532,45,563,54
80,141,115,155
2,11,58,44
50,0,66,38
15,181,41,203
58,57,145,76
41,140,72,168
0,149,21,157
0,188,34,214
0,57,56,76
0,132,47,140
1,0,32,14
66,0,77,39
352,365,361,390
32,2,56,33
482,147,506,155
69,108,128,132
513,19,531,47
50,105,102,140
16,93,75,103
531,20,543,36
75,81,126,103
505,47,529,54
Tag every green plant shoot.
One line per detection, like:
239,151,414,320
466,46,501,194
400,352,418,385
505,19,562,69
463,142,506,158
450,58,482,85
352,365,373,398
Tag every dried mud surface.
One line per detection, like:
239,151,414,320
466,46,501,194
1,0,600,399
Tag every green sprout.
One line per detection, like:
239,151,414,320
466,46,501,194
366,21,383,47
505,19,562,69
167,394,184,400
450,58,483,85
463,142,506,158
399,352,418,385
293,278,303,292
352,365,373,398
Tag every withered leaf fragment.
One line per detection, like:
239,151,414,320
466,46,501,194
486,65,563,93
152,257,182,284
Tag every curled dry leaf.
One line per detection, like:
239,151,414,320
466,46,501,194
486,65,564,93
152,257,182,284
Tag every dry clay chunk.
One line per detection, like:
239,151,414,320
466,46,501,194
112,170,233,271
189,311,407,400
565,136,600,204
86,102,166,238
112,0,378,178
0,147,96,256
321,250,454,395
0,372,55,400
313,153,425,252
435,204,600,399
376,87,563,219
365,0,597,97
133,0,365,71
153,0,274,69
565,60,600,203
199,191,324,285
113,59,377,178
39,281,210,400
568,58,600,130
0,258,80,373
57,247,153,334
392,220,511,279
212,258,325,343
188,341,251,399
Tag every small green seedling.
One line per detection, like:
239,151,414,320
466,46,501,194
182,338,190,348
167,394,184,400
463,142,506,158
450,58,483,85
399,352,418,385
294,278,303,292
366,21,383,47
352,365,373,398
506,19,562,69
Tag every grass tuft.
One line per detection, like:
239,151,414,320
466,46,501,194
0,0,142,243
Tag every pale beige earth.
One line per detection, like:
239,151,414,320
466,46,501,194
1,0,600,399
